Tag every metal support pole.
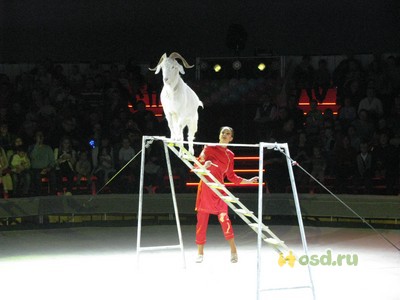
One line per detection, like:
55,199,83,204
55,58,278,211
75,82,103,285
136,136,186,268
256,143,265,300
163,142,186,268
283,144,316,299
136,135,147,265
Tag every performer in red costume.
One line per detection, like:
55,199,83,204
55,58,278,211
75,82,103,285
195,126,258,263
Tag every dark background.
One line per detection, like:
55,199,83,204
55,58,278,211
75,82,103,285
1,0,400,63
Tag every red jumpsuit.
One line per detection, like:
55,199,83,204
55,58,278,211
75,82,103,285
195,145,244,245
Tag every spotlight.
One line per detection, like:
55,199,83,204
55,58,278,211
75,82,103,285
213,64,222,72
258,63,266,71
232,60,242,71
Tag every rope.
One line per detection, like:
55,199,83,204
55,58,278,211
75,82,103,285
82,139,154,207
272,144,400,252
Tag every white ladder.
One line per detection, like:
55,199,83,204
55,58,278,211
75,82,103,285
165,141,290,255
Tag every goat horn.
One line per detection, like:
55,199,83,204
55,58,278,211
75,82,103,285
149,53,167,71
169,52,194,68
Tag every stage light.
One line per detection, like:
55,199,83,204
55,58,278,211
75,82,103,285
213,64,222,72
232,60,242,70
258,63,266,71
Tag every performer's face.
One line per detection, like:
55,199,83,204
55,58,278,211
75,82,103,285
219,127,233,144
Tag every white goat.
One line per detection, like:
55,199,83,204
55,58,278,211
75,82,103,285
149,52,203,155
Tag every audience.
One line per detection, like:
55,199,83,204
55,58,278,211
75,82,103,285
0,54,399,198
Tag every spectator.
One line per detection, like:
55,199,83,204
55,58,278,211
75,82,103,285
346,125,362,153
286,94,305,130
292,56,314,102
387,92,400,139
0,123,15,152
383,56,400,97
366,57,385,98
10,146,31,197
68,64,85,95
117,136,139,193
118,137,136,169
342,79,365,110
358,87,384,122
29,131,56,196
109,117,125,145
75,150,92,190
54,137,77,195
272,118,297,148
127,129,143,154
55,86,77,111
372,131,399,195
6,136,24,162
338,96,357,129
333,55,364,102
253,93,278,141
104,89,128,123
80,77,104,111
322,108,335,130
34,64,52,91
333,135,357,193
144,155,165,193
93,142,116,189
304,99,323,143
131,100,159,135
351,109,375,142
291,131,312,191
353,142,373,194
313,59,331,103
320,127,336,175
0,145,13,198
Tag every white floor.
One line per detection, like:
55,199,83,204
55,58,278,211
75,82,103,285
0,224,399,300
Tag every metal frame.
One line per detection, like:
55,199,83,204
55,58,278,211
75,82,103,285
136,136,315,299
257,142,315,300
136,136,186,268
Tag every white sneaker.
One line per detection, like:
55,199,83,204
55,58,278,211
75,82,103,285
195,254,204,263
231,253,238,263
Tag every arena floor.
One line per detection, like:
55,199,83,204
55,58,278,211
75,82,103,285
0,224,399,300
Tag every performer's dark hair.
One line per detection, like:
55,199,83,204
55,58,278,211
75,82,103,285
220,126,234,137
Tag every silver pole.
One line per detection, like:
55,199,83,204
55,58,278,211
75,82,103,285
283,144,316,299
136,135,148,266
147,136,263,148
163,142,186,268
256,143,265,300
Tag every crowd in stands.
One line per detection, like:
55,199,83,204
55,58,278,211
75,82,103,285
0,54,399,198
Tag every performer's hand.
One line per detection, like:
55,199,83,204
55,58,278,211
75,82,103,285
204,160,218,169
247,176,259,183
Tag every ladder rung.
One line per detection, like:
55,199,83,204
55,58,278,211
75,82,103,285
249,223,270,231
181,154,195,161
193,168,210,175
264,238,284,246
208,182,224,189
221,196,239,203
234,208,253,216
